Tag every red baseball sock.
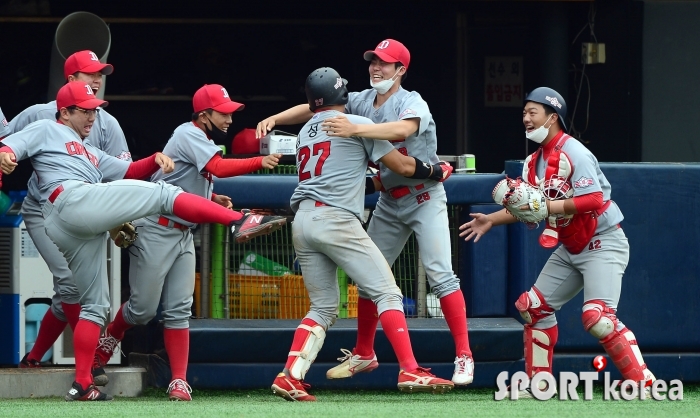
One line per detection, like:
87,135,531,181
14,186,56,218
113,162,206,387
74,319,101,390
379,309,419,372
172,193,242,225
439,291,472,357
164,328,190,381
354,297,379,357
285,318,319,371
61,302,81,331
27,309,66,362
107,303,132,341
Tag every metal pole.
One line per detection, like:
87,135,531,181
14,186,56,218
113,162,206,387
200,224,211,318
223,225,230,319
416,247,427,318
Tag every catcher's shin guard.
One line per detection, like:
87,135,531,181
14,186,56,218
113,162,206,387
582,300,649,383
515,286,555,325
288,323,326,380
524,324,558,379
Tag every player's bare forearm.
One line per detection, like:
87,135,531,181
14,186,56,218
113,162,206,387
256,104,312,138
323,117,418,140
546,198,577,215
489,208,520,226
378,149,416,176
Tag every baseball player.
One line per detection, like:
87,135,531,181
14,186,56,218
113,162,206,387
257,39,474,386
6,50,130,386
92,84,283,402
271,67,453,402
0,81,286,401
459,87,655,398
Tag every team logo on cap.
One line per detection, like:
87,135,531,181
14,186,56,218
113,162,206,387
334,78,343,89
89,51,99,62
221,87,230,98
378,40,390,49
545,96,562,109
84,84,95,95
315,98,323,107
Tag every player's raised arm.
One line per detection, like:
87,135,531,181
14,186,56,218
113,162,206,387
256,104,313,138
322,115,418,141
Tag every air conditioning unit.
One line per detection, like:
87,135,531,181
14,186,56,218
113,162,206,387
0,191,120,365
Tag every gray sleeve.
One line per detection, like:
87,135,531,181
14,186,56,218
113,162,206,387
345,92,360,115
399,93,431,136
176,129,222,173
1,121,46,161
7,104,55,134
100,111,132,161
567,145,603,197
0,107,10,138
363,137,394,163
97,150,130,181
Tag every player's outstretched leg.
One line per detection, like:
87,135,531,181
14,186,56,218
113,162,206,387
271,318,322,402
582,300,655,396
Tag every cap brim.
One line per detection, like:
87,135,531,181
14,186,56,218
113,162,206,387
76,98,108,109
363,50,399,63
213,101,245,114
80,63,114,76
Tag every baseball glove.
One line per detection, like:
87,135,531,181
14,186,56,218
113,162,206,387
492,177,548,225
109,222,138,249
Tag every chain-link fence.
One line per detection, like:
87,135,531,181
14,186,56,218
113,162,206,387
194,203,463,320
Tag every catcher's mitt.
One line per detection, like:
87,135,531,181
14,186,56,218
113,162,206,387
109,222,138,249
492,177,548,225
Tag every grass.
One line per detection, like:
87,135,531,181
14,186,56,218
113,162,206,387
0,385,697,418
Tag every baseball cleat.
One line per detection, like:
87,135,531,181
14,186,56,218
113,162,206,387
91,355,109,387
452,354,475,385
271,372,316,402
65,381,113,401
95,327,121,365
326,348,379,379
18,353,41,368
397,367,454,394
231,211,286,243
167,378,192,401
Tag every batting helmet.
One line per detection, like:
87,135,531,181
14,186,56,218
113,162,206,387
305,67,348,111
524,87,568,132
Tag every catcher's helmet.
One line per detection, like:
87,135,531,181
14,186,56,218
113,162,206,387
525,87,567,132
305,67,348,111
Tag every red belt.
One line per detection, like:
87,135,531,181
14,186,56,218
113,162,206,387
157,216,188,230
315,201,327,207
48,185,64,204
388,183,424,199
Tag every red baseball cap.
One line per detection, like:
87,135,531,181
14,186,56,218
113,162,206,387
63,50,114,79
363,39,411,69
56,81,108,110
192,84,245,114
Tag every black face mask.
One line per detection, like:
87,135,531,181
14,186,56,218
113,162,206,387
204,117,228,142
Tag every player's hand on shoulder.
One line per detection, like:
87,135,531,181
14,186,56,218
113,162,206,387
155,152,175,173
262,153,281,169
213,194,233,209
458,213,492,243
322,115,356,138
0,152,18,174
256,117,276,139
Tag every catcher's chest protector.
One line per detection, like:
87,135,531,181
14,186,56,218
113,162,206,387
524,134,598,254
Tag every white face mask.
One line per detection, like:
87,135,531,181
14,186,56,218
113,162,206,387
370,67,403,94
525,114,554,144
